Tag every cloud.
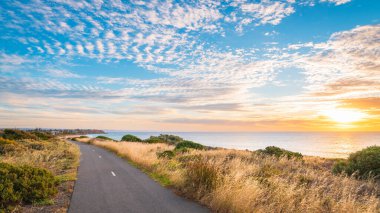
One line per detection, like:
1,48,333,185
140,1,223,32
1,0,349,66
0,53,31,65
292,24,380,99
340,97,380,111
45,69,82,78
0,53,33,72
241,1,295,25
320,0,351,6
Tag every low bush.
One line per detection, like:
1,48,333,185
0,129,38,140
0,129,54,141
78,136,88,138
0,138,24,154
121,134,142,142
258,146,303,159
96,135,114,141
29,131,53,140
175,147,189,154
157,150,175,159
144,136,164,143
156,134,184,145
0,163,58,210
333,146,380,179
175,140,204,150
332,160,347,174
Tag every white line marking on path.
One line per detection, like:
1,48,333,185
99,155,102,158
111,171,116,176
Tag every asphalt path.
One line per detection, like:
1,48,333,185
68,141,209,213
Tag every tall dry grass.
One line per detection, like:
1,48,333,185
86,139,380,213
1,139,80,176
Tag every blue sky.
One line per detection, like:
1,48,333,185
1,0,379,131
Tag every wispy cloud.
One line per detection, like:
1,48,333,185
45,69,82,78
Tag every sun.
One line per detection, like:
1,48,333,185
323,109,367,123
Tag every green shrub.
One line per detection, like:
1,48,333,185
332,160,347,174
0,138,24,155
157,150,175,159
144,136,164,143
95,135,114,141
258,146,303,160
156,134,184,145
121,134,142,142
333,146,380,179
0,129,53,141
175,147,190,154
0,129,37,140
175,140,204,150
79,135,88,138
0,163,58,210
29,131,53,140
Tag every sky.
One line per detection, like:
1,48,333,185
0,0,379,132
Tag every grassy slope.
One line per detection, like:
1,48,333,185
77,138,379,213
0,137,80,212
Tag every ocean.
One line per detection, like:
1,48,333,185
87,131,380,158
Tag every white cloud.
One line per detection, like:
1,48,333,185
264,30,279,36
107,42,116,55
76,44,84,54
288,25,380,99
96,40,104,53
241,2,295,25
85,42,95,53
105,31,116,39
45,69,82,78
320,0,351,5
0,53,32,65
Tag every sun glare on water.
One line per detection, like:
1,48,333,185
323,109,367,124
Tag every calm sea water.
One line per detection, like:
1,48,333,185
87,131,380,158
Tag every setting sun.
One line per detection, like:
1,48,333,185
323,109,367,123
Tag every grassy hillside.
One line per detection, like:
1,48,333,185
0,129,79,212
76,136,380,213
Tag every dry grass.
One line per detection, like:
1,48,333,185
1,139,79,176
83,139,380,213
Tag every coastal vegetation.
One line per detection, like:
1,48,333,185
95,135,115,141
77,135,380,213
144,134,184,145
0,129,79,212
333,146,380,180
258,146,303,160
121,134,142,142
175,140,204,150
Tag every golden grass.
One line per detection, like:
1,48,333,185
1,139,80,176
83,139,380,213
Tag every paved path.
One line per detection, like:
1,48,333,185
68,141,209,213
